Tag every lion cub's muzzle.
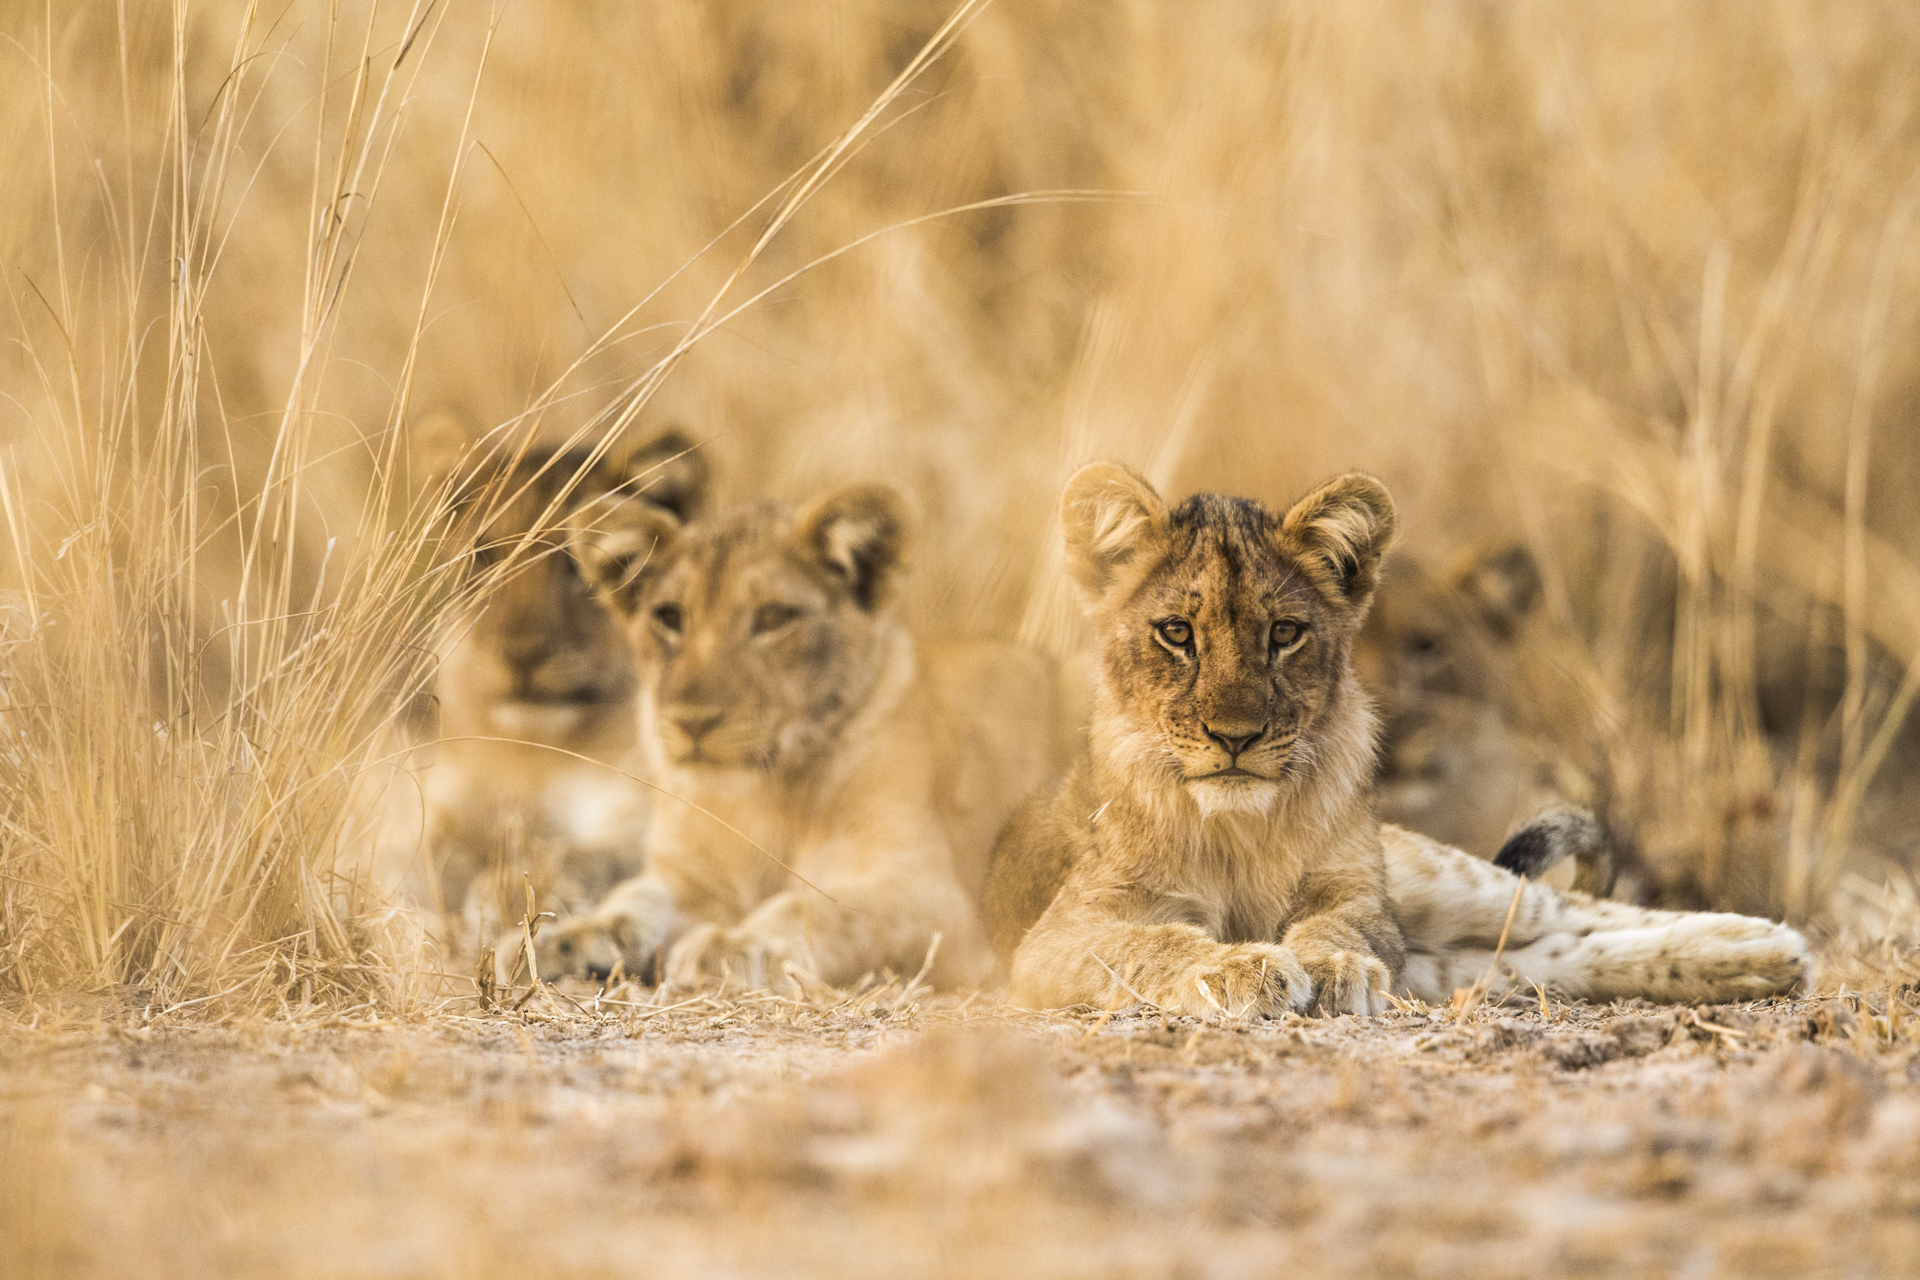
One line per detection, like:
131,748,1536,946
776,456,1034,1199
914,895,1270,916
489,652,626,739
1178,715,1302,782
655,701,771,768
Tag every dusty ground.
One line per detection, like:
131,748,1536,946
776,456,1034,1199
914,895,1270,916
3,987,1918,1280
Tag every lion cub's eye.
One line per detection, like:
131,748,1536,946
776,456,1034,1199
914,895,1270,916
1156,618,1194,650
1270,620,1307,652
652,602,684,634
751,603,801,636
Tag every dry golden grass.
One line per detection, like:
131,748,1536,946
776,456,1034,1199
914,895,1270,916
1,6,1919,1272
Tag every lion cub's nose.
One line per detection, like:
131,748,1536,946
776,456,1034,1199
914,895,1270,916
1203,723,1265,757
503,636,552,681
669,706,725,742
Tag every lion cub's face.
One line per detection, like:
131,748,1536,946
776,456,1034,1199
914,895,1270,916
1355,543,1541,727
575,484,908,774
1062,465,1396,814
427,424,707,752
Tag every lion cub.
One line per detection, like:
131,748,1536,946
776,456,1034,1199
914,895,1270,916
393,417,702,933
537,481,1060,990
982,464,1810,1017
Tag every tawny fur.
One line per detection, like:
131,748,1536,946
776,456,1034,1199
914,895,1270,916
982,464,1811,1018
1386,825,1807,1005
538,484,1065,991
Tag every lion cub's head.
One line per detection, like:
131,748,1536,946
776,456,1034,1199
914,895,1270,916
1061,464,1396,815
573,481,910,774
421,415,708,753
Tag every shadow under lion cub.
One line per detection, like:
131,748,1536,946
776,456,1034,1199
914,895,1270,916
535,458,1809,1016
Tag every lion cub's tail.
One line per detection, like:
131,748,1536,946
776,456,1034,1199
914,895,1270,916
1384,815,1811,1007
1491,804,1615,898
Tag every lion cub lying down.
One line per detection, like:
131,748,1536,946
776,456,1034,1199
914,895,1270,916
982,464,1811,1017
537,480,1060,989
369,418,700,938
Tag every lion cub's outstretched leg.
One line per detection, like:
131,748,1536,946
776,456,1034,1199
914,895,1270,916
1385,823,1811,1005
661,861,989,992
536,851,990,993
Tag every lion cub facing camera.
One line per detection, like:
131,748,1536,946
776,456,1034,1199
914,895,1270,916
537,480,1062,990
982,464,1811,1017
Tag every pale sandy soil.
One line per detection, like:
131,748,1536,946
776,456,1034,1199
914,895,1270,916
3,989,1918,1280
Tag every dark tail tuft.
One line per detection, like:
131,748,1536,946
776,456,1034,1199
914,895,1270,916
1494,804,1615,897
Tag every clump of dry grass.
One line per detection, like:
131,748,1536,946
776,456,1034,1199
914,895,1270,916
0,1,515,1012
1817,870,1920,993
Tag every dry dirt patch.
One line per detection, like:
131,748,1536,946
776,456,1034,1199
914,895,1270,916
3,994,1917,1279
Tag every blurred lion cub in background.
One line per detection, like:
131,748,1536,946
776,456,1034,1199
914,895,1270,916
536,474,1064,990
982,464,1811,1017
378,415,701,940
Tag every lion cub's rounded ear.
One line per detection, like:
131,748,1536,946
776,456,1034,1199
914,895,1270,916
793,483,910,611
1451,540,1541,638
409,408,477,486
1279,474,1397,611
619,427,710,523
1060,462,1169,604
568,496,681,618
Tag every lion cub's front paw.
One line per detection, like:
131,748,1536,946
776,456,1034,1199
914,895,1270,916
532,914,656,984
1162,943,1312,1020
1304,950,1390,1017
665,923,813,993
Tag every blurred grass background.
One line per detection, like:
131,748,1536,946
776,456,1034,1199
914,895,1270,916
1,0,1917,1008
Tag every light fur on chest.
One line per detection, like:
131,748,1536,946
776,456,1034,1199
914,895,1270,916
1098,721,1374,934
652,716,921,907
647,767,795,909
1106,797,1333,943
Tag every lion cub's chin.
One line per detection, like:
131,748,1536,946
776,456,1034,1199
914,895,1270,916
658,756,771,794
1186,775,1282,819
